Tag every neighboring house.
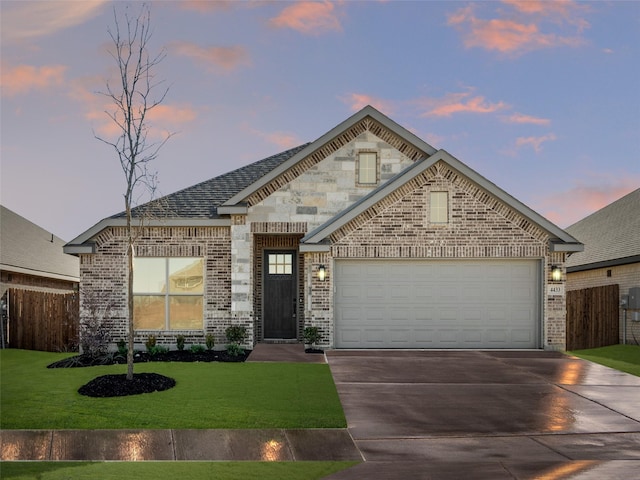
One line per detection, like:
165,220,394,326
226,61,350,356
64,106,582,351
1,205,79,296
565,188,640,342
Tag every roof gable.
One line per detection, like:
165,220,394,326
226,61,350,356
221,105,437,210
301,150,582,252
566,188,640,270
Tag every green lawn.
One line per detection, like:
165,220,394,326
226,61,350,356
0,349,346,429
568,344,640,377
0,461,359,480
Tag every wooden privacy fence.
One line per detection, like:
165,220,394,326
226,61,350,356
7,288,79,352
566,284,619,351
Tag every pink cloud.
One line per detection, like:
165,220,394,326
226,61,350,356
447,3,587,55
243,124,302,150
2,1,107,42
416,91,509,117
270,1,342,35
502,0,590,30
1,63,66,97
172,42,251,72
504,113,551,125
263,132,301,149
178,1,235,13
69,78,197,139
341,93,396,115
515,133,557,152
535,177,640,228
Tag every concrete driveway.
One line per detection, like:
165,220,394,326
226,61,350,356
325,350,640,479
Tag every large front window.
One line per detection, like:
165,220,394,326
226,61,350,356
133,257,204,330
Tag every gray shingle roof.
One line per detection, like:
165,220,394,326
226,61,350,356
1,205,79,281
111,143,310,220
565,188,640,270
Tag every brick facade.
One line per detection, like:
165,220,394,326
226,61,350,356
79,226,233,349
302,161,567,350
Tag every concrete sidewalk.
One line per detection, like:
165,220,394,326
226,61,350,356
1,428,361,461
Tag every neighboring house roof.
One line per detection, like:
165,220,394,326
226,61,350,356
1,205,79,282
565,188,640,272
301,149,583,252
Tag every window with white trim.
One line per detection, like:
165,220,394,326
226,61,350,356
430,191,448,224
133,257,204,330
357,151,378,185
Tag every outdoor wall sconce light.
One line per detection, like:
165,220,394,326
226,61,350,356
551,265,562,282
318,265,326,282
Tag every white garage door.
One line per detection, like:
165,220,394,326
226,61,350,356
334,259,540,349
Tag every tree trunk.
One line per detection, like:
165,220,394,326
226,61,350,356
126,205,134,380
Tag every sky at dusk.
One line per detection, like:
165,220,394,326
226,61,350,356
1,0,639,242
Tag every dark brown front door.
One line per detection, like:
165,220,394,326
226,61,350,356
263,250,297,339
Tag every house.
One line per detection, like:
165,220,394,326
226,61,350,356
1,205,79,296
565,188,640,343
64,106,582,351
1,205,80,351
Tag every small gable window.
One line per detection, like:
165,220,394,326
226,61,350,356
430,191,448,224
357,151,378,185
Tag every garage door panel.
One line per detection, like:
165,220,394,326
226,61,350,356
335,259,540,349
486,329,508,343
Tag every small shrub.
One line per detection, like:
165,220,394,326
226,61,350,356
225,325,248,345
79,290,112,357
148,345,168,356
190,344,206,354
116,339,127,356
145,335,157,352
304,326,322,347
176,335,186,351
226,343,244,357
205,334,215,351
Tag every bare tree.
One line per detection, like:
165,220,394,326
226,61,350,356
96,3,171,380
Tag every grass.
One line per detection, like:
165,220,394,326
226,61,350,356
0,461,359,479
568,344,640,377
0,349,346,429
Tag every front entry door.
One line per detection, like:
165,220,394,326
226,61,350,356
263,250,297,338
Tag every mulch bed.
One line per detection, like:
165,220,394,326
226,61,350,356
78,373,176,398
48,349,251,398
47,349,251,369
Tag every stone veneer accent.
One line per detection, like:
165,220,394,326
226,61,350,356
246,117,427,207
79,226,234,349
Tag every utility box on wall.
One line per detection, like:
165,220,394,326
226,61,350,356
629,287,640,309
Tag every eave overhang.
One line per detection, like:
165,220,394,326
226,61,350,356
217,204,248,215
567,255,640,273
0,263,79,283
64,217,231,256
